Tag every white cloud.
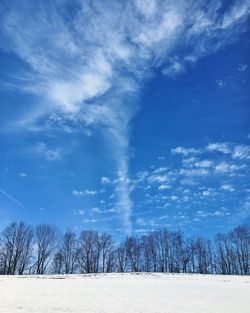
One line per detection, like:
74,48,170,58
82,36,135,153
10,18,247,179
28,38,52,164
85,190,98,195
135,171,149,182
196,210,207,218
182,157,213,169
212,210,230,217
180,177,196,185
72,189,98,196
171,146,201,156
159,215,168,220
182,157,198,165
162,58,185,77
221,184,235,192
232,145,250,160
148,174,169,184
158,156,165,160
91,207,101,213
82,219,97,223
134,0,157,18
19,172,27,177
72,190,84,196
101,176,112,185
194,160,213,168
158,184,171,190
196,209,230,218
136,217,145,226
201,188,216,197
152,167,168,174
191,142,250,162
36,142,62,161
202,190,210,197
239,200,250,220
216,79,226,88
174,142,250,165
215,162,245,173
221,2,250,29
170,195,178,201
180,168,209,176
78,209,84,216
207,142,231,154
238,64,247,71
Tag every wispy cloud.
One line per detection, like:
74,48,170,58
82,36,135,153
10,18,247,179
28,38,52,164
238,64,248,72
207,142,231,154
72,189,98,196
195,208,230,219
158,184,171,190
178,142,250,160
1,0,249,233
101,177,112,185
130,139,249,222
216,79,226,89
0,188,24,208
215,162,246,173
19,172,27,177
35,142,62,161
171,146,201,156
221,184,235,192
162,58,185,77
233,145,250,160
91,207,101,214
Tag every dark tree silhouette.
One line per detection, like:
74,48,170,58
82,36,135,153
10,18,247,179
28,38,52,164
1,222,249,275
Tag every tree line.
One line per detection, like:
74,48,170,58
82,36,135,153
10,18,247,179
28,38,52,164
0,222,249,275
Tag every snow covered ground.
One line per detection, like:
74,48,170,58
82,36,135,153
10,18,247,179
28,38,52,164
0,273,249,313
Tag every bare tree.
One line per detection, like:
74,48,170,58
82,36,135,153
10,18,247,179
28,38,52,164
60,230,79,274
230,225,250,275
106,250,117,272
215,233,235,274
116,242,128,272
78,230,100,273
125,236,142,272
52,251,64,274
141,234,153,272
0,222,33,275
155,229,170,273
99,232,114,273
32,224,60,274
194,237,213,274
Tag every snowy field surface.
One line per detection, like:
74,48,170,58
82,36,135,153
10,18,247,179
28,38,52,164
0,273,249,313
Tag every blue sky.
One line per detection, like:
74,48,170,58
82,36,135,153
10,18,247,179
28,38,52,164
0,0,249,239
